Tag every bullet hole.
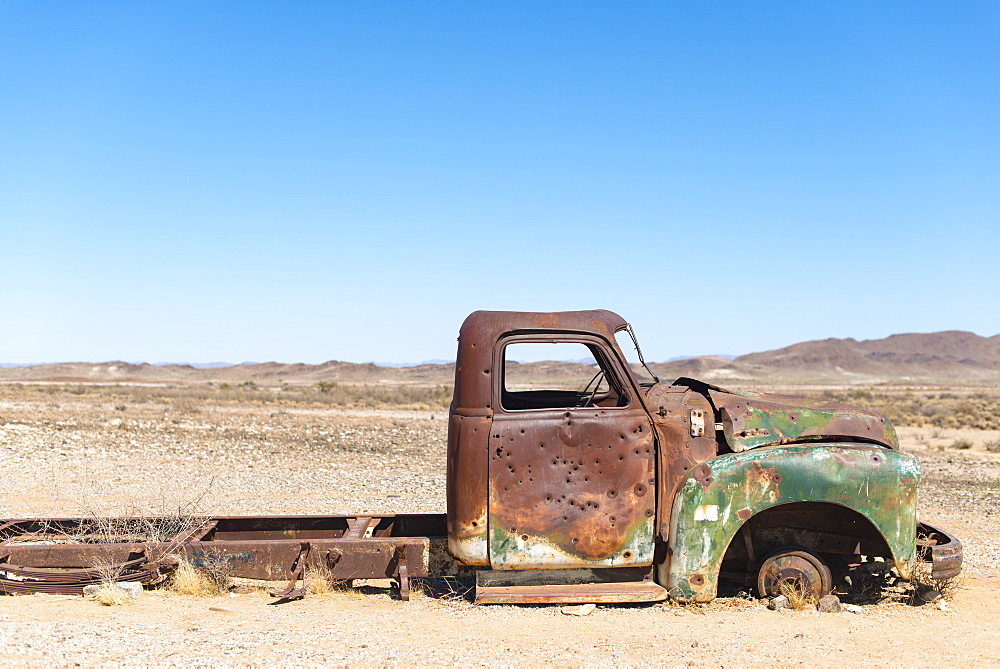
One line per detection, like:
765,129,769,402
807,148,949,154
521,535,528,541
572,538,578,544
520,429,525,433
471,521,478,527
564,412,571,418
496,447,502,457
623,551,632,559
608,490,617,498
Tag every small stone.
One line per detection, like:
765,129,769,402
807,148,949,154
768,595,790,610
561,603,596,616
691,640,699,648
844,604,863,614
817,594,842,613
937,599,951,612
920,588,942,603
108,418,123,427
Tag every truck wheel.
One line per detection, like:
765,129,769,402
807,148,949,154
756,546,833,601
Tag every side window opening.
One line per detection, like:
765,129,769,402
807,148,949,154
501,340,629,411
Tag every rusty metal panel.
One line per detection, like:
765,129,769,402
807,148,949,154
446,412,491,566
488,408,656,568
707,387,899,451
644,384,718,539
917,522,963,580
663,444,921,602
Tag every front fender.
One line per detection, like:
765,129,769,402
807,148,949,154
664,443,920,602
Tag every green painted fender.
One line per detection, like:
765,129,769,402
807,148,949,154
663,443,920,602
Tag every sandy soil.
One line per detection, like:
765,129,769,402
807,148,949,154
1,393,998,666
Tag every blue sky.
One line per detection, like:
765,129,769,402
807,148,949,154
2,2,998,364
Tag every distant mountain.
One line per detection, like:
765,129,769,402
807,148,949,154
2,330,997,386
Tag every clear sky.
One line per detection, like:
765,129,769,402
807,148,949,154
2,2,998,364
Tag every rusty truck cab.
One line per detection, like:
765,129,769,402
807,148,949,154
446,310,677,602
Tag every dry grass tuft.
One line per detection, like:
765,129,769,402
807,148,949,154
305,562,350,596
985,438,1000,453
165,557,227,596
90,584,136,606
951,437,974,450
779,579,817,611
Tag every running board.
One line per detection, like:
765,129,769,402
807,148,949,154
474,567,669,604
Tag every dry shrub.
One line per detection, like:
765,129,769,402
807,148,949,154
904,561,963,604
166,557,227,596
951,437,974,450
985,439,1000,453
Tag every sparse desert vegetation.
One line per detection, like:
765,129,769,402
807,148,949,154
0,380,998,664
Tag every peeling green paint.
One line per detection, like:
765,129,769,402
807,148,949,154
711,389,899,451
665,443,920,602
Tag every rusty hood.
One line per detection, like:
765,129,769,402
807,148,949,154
671,378,898,452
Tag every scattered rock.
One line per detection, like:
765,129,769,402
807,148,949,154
0,417,7,426
937,600,951,612
561,603,596,616
108,418,123,428
768,595,790,610
844,604,864,614
691,640,699,648
817,594,841,613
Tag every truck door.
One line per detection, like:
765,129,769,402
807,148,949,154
488,334,656,569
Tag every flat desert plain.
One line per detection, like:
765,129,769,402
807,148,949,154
0,385,998,666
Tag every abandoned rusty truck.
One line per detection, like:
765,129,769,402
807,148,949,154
0,310,961,604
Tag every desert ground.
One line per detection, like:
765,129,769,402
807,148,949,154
1,383,998,665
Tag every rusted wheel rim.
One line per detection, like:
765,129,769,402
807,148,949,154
757,547,832,600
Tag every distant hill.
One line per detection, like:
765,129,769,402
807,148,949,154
2,330,998,386
650,330,1000,385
